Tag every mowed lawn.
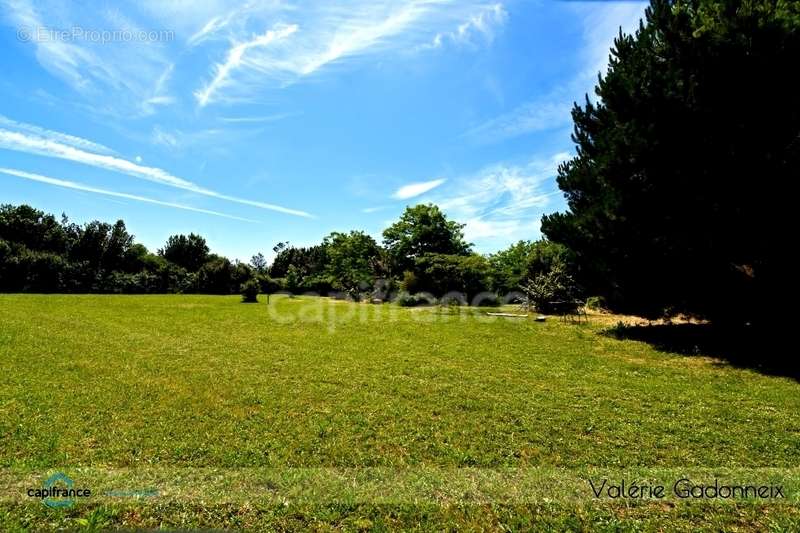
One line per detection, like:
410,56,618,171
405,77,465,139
1,294,799,531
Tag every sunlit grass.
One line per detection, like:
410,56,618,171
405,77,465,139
1,294,798,530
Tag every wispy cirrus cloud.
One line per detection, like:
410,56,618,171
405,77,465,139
462,98,573,144
0,114,115,154
0,167,256,222
191,1,508,106
194,23,299,107
141,64,177,115
421,2,506,50
0,125,313,217
2,0,176,116
362,205,391,214
428,152,570,247
186,3,253,48
393,178,446,199
149,125,231,149
462,2,646,144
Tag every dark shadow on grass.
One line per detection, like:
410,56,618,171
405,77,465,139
602,323,798,381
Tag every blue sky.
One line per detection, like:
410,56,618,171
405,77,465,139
0,0,646,261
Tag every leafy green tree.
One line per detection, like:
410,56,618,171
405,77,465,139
268,243,328,280
521,261,579,313
382,204,471,274
103,220,135,272
0,246,66,292
285,264,301,294
68,220,133,272
0,239,10,263
240,279,260,303
399,270,419,293
258,275,282,295
323,231,380,296
197,256,234,294
159,234,209,272
250,253,268,274
121,243,153,273
541,0,799,323
489,240,574,295
0,204,68,253
412,253,492,303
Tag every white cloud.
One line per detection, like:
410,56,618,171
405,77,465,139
393,178,446,199
149,126,243,151
579,2,646,80
423,3,506,50
459,217,539,241
187,6,245,47
194,23,299,107
0,167,257,222
191,1,507,106
4,0,509,112
150,126,180,148
429,152,570,248
3,0,175,115
362,205,390,214
0,114,115,154
141,64,177,115
463,98,573,144
0,126,313,217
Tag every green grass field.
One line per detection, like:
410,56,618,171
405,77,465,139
1,294,799,531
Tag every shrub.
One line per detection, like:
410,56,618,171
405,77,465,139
1,247,66,292
302,273,335,295
489,240,574,295
412,253,491,302
197,257,235,294
258,275,282,295
285,264,301,294
400,271,418,293
371,277,396,302
585,296,608,311
240,279,259,303
521,261,579,313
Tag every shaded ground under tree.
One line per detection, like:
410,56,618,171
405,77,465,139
604,322,797,381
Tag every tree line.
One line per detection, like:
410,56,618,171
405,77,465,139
0,203,575,308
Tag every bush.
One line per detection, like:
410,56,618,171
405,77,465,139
0,246,67,292
240,279,259,303
412,253,491,302
258,275,282,295
521,261,579,313
302,273,335,295
400,271,418,293
585,296,608,311
371,277,396,302
197,257,236,294
285,264,301,294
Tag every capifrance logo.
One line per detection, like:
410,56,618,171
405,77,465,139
27,472,91,508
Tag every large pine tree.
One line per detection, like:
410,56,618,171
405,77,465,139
542,0,799,324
